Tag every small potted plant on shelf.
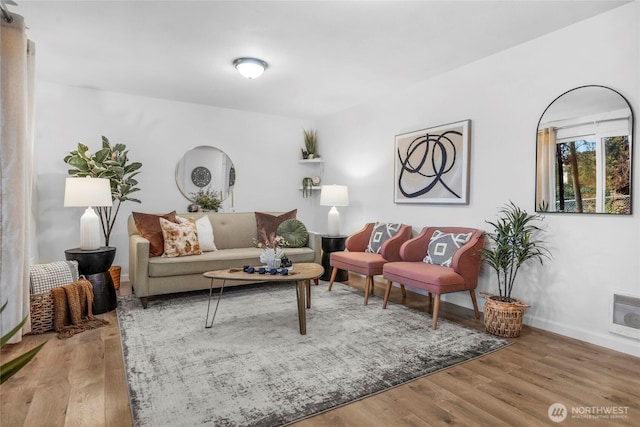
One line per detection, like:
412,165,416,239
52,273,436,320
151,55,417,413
303,129,319,159
190,186,221,212
480,201,551,338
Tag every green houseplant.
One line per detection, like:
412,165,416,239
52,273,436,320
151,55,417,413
303,129,318,159
480,201,551,337
1,301,47,384
64,136,142,246
190,186,221,212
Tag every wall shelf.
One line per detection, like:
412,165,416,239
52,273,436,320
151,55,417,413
298,158,324,164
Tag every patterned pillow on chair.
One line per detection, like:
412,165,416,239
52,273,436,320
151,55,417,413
424,230,472,267
365,222,402,254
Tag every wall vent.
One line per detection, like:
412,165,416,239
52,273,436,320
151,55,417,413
609,291,640,340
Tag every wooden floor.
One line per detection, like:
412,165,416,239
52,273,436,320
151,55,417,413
2,276,639,426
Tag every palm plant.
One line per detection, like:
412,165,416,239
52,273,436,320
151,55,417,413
1,301,47,384
481,202,551,302
64,136,142,246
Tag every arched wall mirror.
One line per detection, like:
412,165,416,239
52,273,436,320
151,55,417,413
175,146,236,203
536,85,634,214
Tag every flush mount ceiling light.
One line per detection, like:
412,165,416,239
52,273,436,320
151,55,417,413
233,57,268,79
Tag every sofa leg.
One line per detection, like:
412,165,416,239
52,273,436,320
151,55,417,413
432,295,441,329
314,278,319,286
383,280,393,309
469,290,480,319
327,267,338,291
140,297,148,309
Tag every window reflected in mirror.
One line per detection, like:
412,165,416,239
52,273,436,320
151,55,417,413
536,86,633,214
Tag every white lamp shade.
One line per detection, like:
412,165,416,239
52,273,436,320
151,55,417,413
234,57,267,79
320,185,349,207
64,177,113,207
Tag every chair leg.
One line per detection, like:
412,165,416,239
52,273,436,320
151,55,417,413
469,290,480,319
364,276,372,305
428,292,433,305
383,280,393,309
327,267,338,291
432,295,441,329
400,284,406,298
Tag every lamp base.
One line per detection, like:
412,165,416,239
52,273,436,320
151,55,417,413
327,206,341,237
80,207,102,250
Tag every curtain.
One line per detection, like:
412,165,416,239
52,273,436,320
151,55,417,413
0,12,36,342
536,127,556,211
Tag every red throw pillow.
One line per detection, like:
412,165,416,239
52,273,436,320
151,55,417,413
132,211,178,257
255,209,297,247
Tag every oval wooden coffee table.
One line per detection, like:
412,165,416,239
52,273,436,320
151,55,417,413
203,262,324,335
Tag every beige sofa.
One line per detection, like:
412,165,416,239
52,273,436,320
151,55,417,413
128,211,321,308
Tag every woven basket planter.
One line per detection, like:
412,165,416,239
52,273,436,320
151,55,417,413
481,293,530,338
109,265,122,290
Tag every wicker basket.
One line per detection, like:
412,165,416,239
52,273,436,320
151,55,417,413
30,292,55,334
109,265,122,290
481,294,530,338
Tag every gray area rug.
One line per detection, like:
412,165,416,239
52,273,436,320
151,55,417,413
117,282,511,426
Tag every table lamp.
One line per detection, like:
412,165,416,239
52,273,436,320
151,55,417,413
64,177,113,250
320,185,349,237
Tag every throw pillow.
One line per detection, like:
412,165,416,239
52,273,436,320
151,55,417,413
423,230,473,267
177,215,217,251
29,260,80,294
365,222,402,254
277,219,309,248
255,209,297,247
159,218,202,258
132,211,178,257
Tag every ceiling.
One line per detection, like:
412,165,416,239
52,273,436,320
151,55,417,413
12,0,629,120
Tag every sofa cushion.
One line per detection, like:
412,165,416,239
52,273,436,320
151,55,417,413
148,246,315,277
255,209,297,246
133,211,178,257
277,219,308,248
423,230,472,267
365,222,402,254
177,215,217,252
160,218,202,258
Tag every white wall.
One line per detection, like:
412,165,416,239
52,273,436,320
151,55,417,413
316,2,639,356
33,84,315,275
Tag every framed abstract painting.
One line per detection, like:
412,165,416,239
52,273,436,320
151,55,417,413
394,120,471,204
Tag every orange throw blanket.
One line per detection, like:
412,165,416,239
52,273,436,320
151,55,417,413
51,279,109,339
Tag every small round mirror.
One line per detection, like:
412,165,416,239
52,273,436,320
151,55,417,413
175,146,236,203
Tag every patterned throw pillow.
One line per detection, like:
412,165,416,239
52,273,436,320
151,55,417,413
160,218,202,258
365,223,402,254
277,219,309,248
177,216,217,252
423,230,472,267
29,260,80,294
133,211,179,257
255,209,297,247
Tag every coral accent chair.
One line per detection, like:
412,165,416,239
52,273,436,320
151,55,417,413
328,223,412,304
382,227,485,329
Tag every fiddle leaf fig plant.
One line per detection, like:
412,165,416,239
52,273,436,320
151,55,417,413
481,202,551,302
64,136,142,246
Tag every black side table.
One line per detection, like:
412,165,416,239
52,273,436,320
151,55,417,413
320,236,349,282
65,247,117,314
